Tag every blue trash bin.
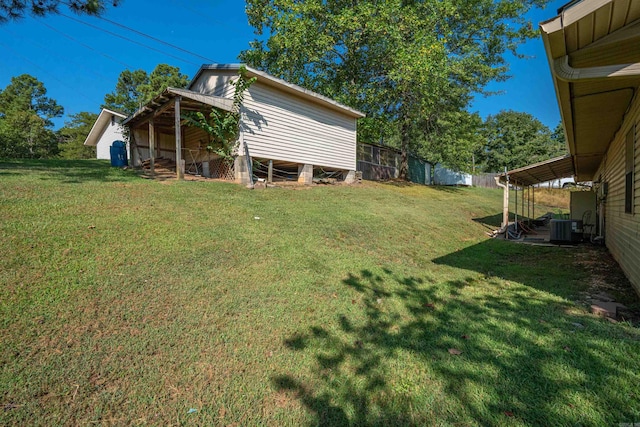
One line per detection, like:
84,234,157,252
109,140,128,167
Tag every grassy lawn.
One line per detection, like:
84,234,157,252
1,159,639,426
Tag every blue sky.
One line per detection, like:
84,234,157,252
0,0,567,130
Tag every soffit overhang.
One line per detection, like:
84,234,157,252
541,0,640,181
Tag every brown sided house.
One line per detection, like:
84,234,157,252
541,0,640,292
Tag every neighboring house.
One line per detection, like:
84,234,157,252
83,109,128,160
357,142,432,185
541,0,640,292
124,64,365,184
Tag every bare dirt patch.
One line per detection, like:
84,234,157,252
574,246,640,323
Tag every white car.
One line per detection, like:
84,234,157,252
536,178,591,189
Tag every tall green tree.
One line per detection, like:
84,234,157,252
0,74,62,158
103,64,190,115
241,0,548,177
551,123,567,150
0,0,120,23
0,111,59,158
418,110,484,172
476,110,567,173
0,74,63,125
57,111,98,159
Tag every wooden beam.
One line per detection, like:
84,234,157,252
149,119,155,176
514,180,518,230
175,96,183,180
167,88,234,112
153,97,176,118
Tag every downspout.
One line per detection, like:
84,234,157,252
495,175,510,234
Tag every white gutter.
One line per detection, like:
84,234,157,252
553,56,640,82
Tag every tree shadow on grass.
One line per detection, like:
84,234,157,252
0,159,137,184
273,261,640,425
472,212,504,228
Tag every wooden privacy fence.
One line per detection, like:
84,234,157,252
473,173,500,188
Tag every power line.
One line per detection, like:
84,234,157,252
58,12,200,66
0,40,97,105
85,9,216,63
1,27,113,81
37,19,133,69
58,0,218,64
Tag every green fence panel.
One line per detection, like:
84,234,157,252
408,156,426,184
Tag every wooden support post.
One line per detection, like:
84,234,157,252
268,159,273,184
154,125,160,159
175,96,183,180
515,181,518,231
149,120,155,176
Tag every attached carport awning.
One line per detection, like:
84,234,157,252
500,155,575,187
121,87,235,180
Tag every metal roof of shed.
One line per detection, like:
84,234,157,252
123,87,234,128
189,64,366,119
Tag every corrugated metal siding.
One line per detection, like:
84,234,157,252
191,71,357,171
433,164,473,186
596,92,640,293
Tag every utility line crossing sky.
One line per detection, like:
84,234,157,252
0,0,567,130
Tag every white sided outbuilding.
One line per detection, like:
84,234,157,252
83,109,128,160
190,64,364,179
124,64,365,184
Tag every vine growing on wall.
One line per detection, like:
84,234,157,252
183,66,256,161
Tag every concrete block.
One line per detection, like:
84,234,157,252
344,170,356,184
201,161,210,178
235,156,252,185
590,300,626,318
298,164,313,185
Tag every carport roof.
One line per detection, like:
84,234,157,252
123,87,234,128
500,155,575,187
